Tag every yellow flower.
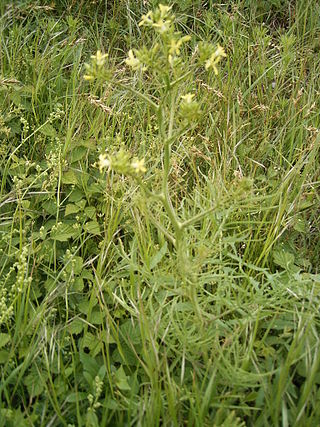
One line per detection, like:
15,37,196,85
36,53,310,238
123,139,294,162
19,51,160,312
83,74,95,81
98,154,111,172
205,44,227,75
131,158,146,174
181,93,195,103
91,50,108,67
214,45,227,59
159,4,172,17
125,50,142,70
138,5,173,33
139,11,153,27
168,35,191,56
153,19,172,34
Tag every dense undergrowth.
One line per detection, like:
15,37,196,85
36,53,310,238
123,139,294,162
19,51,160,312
0,0,319,426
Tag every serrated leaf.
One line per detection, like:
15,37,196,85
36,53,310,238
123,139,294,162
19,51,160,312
82,269,94,281
86,410,99,427
65,203,81,217
106,399,118,409
82,332,98,350
293,217,307,233
112,344,137,366
68,319,84,335
120,320,141,345
44,278,55,292
174,302,193,312
42,199,57,215
83,371,93,386
79,300,92,314
71,277,84,292
70,146,87,163
51,224,75,241
68,188,84,202
76,199,86,209
85,206,96,219
84,221,101,235
273,249,295,270
90,310,104,325
9,91,21,107
39,123,56,137
62,170,78,185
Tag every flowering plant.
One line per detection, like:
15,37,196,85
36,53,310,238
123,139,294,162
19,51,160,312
84,4,227,265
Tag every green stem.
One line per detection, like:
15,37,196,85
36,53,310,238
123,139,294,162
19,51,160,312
136,178,177,246
147,212,176,246
159,93,183,246
159,193,182,238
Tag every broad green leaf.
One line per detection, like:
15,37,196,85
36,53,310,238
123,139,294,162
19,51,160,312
65,255,83,275
106,399,118,410
66,392,87,402
44,278,55,292
51,224,75,241
68,319,84,335
0,333,10,349
82,269,94,281
115,366,131,391
71,277,84,292
79,299,94,315
82,332,98,350
120,320,141,345
80,351,100,378
174,302,193,312
62,170,78,185
76,199,87,210
24,371,45,397
84,220,101,235
43,199,57,215
90,310,104,325
86,410,99,427
70,146,87,163
39,123,56,137
83,371,93,386
273,249,294,269
85,206,96,219
68,188,84,202
0,350,10,364
65,203,81,217
112,344,137,366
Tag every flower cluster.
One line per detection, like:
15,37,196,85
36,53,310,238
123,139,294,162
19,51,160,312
84,50,109,81
0,246,31,325
168,34,191,65
139,4,174,34
198,42,227,75
179,93,202,123
205,45,227,75
98,150,146,176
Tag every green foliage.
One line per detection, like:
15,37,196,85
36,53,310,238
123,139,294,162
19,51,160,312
0,1,319,426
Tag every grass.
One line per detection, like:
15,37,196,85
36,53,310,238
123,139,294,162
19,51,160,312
0,0,319,426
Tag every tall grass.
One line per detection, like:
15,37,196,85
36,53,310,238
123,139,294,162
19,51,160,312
0,0,319,426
